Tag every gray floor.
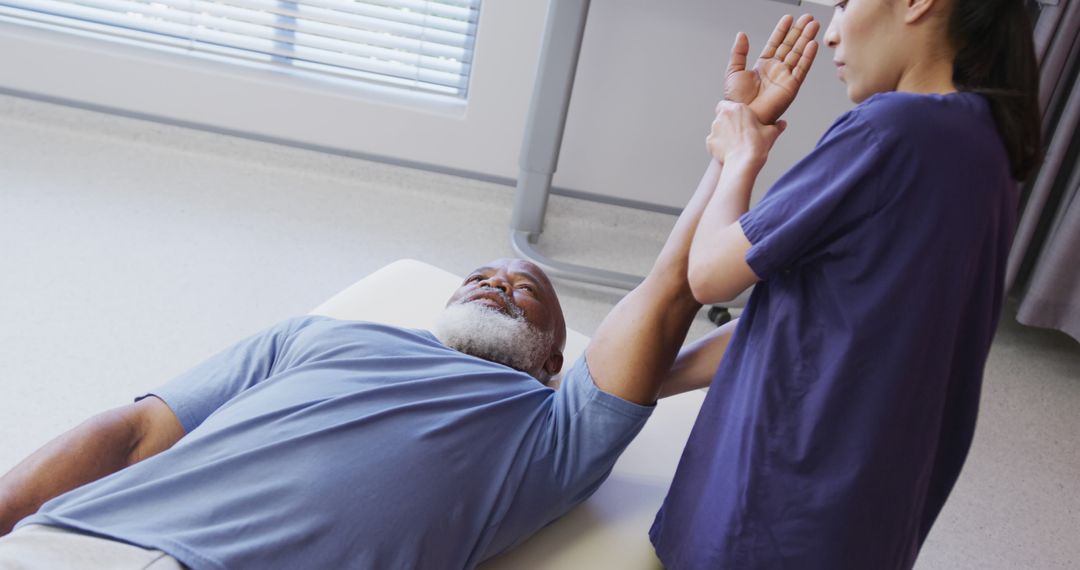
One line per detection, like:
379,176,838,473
0,93,1077,569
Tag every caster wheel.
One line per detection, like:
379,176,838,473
707,306,732,326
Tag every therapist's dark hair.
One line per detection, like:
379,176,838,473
948,0,1042,181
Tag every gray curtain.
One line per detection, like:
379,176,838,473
1006,0,1080,342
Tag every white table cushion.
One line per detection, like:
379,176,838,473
310,259,706,569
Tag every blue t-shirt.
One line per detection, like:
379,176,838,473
21,316,652,570
650,92,1018,569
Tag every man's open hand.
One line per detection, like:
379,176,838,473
725,14,820,125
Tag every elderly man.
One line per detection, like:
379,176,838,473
0,252,716,570
0,14,817,570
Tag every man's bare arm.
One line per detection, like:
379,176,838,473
584,15,819,405
0,396,183,535
585,161,722,405
731,14,821,125
687,15,819,304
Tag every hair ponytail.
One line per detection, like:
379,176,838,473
949,0,1042,181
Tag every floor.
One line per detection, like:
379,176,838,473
0,93,1077,569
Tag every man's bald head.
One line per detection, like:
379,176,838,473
437,259,566,382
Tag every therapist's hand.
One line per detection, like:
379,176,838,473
725,14,820,125
707,101,785,169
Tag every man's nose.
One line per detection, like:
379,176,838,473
480,274,511,294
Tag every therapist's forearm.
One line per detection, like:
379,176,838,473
699,155,762,230
658,318,739,398
687,156,763,303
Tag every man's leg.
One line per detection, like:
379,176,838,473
0,524,185,569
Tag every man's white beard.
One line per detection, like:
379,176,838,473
432,302,552,376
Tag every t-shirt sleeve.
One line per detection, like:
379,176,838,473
740,108,886,280
139,316,321,433
546,355,654,503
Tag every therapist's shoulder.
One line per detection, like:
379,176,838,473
849,91,958,140
815,92,922,155
853,91,935,119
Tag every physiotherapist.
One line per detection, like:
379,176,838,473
650,0,1042,568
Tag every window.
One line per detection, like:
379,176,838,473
0,0,480,98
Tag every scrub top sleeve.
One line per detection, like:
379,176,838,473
740,109,886,280
138,315,323,433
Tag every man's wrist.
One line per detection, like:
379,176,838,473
0,483,35,535
0,490,19,536
747,102,778,126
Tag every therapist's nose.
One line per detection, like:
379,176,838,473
824,18,840,48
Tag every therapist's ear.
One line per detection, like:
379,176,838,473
903,0,942,25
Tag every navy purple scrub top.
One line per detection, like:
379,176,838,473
650,91,1019,570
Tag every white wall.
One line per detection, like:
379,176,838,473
557,0,852,209
0,0,852,211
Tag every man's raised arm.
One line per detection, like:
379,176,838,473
585,160,723,405
584,15,819,405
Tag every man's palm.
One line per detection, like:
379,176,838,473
725,15,820,125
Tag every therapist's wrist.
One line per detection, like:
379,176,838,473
722,150,767,172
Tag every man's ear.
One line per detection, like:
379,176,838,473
904,0,942,25
543,351,564,377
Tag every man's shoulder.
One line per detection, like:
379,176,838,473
283,316,445,347
553,355,654,421
282,315,420,336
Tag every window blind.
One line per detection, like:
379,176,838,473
0,0,481,97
